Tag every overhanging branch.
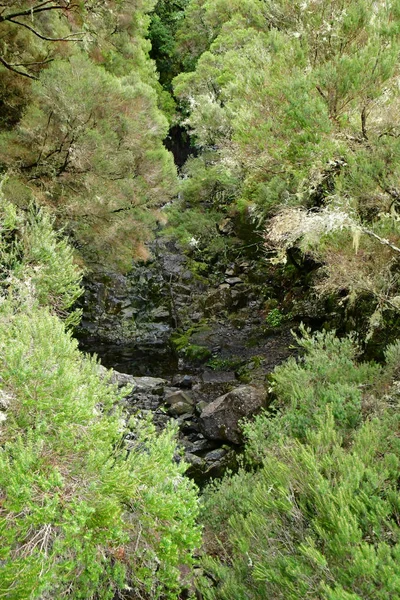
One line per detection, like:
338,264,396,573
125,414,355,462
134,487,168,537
0,2,82,78
0,54,38,79
362,227,400,255
0,2,78,23
9,18,83,42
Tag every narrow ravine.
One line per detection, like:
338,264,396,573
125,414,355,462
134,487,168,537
76,226,299,483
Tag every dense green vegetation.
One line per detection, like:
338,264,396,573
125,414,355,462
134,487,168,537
2,1,400,599
148,0,189,89
199,330,400,599
0,1,177,270
172,0,400,341
0,187,200,599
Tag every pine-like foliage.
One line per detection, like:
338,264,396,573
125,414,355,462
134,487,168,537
0,192,200,599
199,328,400,600
0,1,177,270
173,0,400,336
0,180,83,327
148,0,189,89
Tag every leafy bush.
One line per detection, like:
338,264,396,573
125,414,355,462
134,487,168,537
164,203,224,252
149,0,189,89
0,183,83,327
0,2,178,270
244,327,381,462
198,327,400,600
174,0,400,345
200,410,400,600
264,307,284,328
206,356,244,371
0,199,201,600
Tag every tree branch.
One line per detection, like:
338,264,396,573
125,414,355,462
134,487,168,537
0,54,38,79
361,105,368,140
110,206,133,214
37,110,54,165
0,2,78,23
316,85,327,102
10,57,53,67
362,227,400,255
8,18,83,42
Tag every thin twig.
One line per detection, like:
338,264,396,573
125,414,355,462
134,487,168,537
0,54,38,79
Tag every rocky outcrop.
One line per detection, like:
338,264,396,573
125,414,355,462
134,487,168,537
98,365,251,481
79,233,298,481
200,385,268,444
77,239,210,376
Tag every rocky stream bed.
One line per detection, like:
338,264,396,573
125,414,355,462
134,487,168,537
77,235,300,483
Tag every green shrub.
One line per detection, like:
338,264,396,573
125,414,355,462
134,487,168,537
0,307,200,599
244,326,381,464
200,409,400,600
198,327,400,600
206,356,244,371
183,344,211,362
164,203,225,253
264,307,284,328
0,184,83,327
0,198,201,599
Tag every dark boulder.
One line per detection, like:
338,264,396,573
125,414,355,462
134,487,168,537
199,385,268,444
165,390,195,417
179,375,193,389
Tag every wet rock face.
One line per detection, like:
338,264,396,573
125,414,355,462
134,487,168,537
76,239,208,376
77,260,169,345
199,385,269,444
77,233,298,382
79,234,299,481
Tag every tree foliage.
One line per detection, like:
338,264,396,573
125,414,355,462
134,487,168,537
0,187,200,600
173,0,400,337
0,0,177,269
148,0,189,90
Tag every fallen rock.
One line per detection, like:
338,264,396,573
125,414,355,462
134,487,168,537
191,437,215,453
180,421,201,436
168,402,194,417
204,448,227,463
202,371,236,384
225,277,243,286
178,375,193,389
200,385,268,444
203,447,237,478
165,391,195,417
185,453,205,469
132,376,166,396
165,390,195,407
195,400,208,415
98,366,167,397
125,393,162,411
